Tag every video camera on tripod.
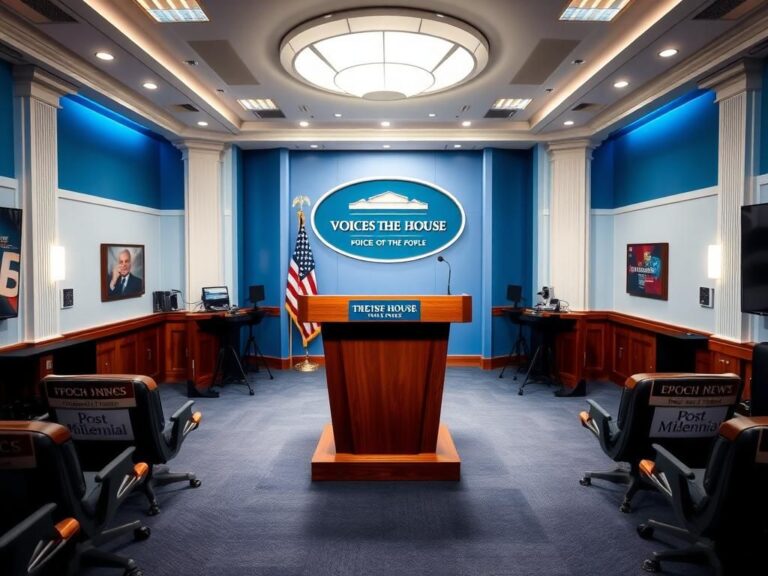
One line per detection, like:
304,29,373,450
536,286,560,311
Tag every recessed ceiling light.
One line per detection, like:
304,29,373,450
382,144,391,149
134,0,209,23
613,80,629,89
560,0,630,21
492,98,532,111
572,59,585,65
299,121,310,127
658,48,679,58
95,51,114,61
428,113,436,118
184,59,199,66
280,8,489,101
453,144,462,148
197,121,208,127
142,82,158,90
380,121,391,127
310,144,319,149
563,120,575,126
238,99,279,111
461,121,472,127
545,88,553,93
334,113,343,118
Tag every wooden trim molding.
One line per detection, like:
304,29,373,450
708,337,754,360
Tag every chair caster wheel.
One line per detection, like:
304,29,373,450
134,526,151,541
642,558,660,572
637,524,654,540
190,478,202,488
620,501,632,513
579,477,591,486
518,389,524,396
147,503,160,516
125,568,144,576
249,389,255,396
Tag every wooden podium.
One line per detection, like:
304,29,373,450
297,295,471,481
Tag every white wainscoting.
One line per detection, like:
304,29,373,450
0,176,21,348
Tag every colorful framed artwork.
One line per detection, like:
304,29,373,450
626,243,669,300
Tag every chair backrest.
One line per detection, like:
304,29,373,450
609,373,742,467
0,421,85,528
690,416,768,540
750,342,768,416
42,375,168,469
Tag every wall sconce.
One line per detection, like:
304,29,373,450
50,245,66,282
707,244,721,280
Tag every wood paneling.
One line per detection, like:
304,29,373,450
163,321,187,381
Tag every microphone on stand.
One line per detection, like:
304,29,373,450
437,255,452,295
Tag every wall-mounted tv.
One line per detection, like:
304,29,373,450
741,202,768,315
0,207,22,320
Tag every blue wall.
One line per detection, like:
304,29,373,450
241,149,534,358
607,91,718,207
591,140,614,209
58,96,183,208
0,59,13,179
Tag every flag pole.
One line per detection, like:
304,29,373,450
290,199,319,373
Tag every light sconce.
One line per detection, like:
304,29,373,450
50,245,66,282
707,244,721,280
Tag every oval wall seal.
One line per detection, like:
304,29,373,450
311,178,466,263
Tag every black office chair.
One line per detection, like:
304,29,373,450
578,373,742,513
638,416,768,575
0,421,149,576
749,342,768,416
242,284,273,380
42,374,202,516
499,285,529,379
0,503,79,576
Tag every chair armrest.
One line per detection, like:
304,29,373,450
165,400,202,451
90,447,148,521
0,503,80,575
579,399,614,442
642,443,697,520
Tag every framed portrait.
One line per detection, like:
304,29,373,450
101,244,145,302
626,243,669,300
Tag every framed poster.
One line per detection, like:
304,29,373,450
626,243,668,300
101,244,145,302
0,207,22,319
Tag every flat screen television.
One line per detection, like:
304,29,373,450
741,202,768,315
0,207,22,320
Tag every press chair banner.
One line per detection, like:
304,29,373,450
44,379,136,441
0,432,36,469
647,378,740,439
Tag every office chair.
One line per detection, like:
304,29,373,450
42,374,202,516
638,416,768,575
0,503,79,576
0,421,150,576
242,284,273,380
578,373,741,513
749,341,768,416
499,285,530,379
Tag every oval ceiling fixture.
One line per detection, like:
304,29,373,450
280,8,489,101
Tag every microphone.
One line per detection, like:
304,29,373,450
437,256,452,295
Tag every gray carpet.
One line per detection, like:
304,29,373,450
86,368,709,576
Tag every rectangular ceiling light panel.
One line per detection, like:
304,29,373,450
135,0,209,23
237,99,278,111
492,98,532,110
560,0,631,22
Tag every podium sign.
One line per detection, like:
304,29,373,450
298,294,471,481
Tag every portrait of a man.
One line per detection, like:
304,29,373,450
101,244,145,301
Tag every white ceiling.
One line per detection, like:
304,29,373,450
1,0,767,149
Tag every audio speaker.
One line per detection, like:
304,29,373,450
169,293,179,310
249,284,265,304
699,287,714,308
506,284,522,303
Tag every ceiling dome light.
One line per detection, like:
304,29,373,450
658,48,678,58
613,80,629,88
563,120,575,126
197,121,208,127
142,81,158,90
280,8,489,101
95,51,114,61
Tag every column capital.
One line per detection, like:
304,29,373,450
13,65,76,107
174,138,228,159
547,139,595,155
698,59,762,103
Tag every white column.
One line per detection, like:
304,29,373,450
175,139,226,307
14,66,74,342
700,60,761,342
547,139,592,310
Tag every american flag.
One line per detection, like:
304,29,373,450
285,213,320,347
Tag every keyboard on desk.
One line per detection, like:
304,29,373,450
206,305,230,312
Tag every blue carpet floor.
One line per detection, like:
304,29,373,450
85,368,710,576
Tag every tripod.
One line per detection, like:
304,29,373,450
499,308,530,379
241,310,274,380
212,336,254,395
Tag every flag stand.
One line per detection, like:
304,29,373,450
294,347,319,372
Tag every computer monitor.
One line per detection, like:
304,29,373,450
201,286,230,311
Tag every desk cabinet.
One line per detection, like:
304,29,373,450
611,327,656,384
138,327,160,380
96,334,137,374
163,321,187,381
584,321,608,378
